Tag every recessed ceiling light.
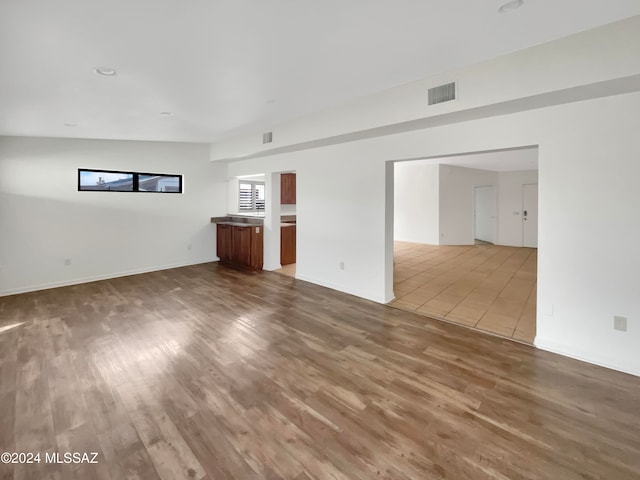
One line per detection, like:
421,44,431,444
94,67,117,76
159,111,173,116
64,123,78,127
498,0,524,14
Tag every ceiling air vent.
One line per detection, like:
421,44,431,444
262,131,273,144
428,82,456,106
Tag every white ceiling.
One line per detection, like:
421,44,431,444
1,1,639,144
403,147,539,172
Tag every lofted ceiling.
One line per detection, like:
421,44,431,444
1,1,639,144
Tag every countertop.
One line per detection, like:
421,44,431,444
211,214,296,226
215,222,263,227
211,215,263,225
213,222,295,228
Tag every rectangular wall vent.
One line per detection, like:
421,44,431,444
428,82,456,105
262,131,273,144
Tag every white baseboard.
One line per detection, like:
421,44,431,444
0,258,217,297
535,337,640,378
294,273,387,304
263,262,282,271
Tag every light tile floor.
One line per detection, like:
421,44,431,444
391,241,537,344
273,263,296,277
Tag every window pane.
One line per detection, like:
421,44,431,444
79,170,133,191
239,183,253,210
255,184,265,210
139,174,181,192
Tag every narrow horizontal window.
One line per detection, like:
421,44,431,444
78,169,183,193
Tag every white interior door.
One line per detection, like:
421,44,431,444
522,183,538,248
474,185,496,244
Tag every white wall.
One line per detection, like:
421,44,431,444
212,16,640,161
215,19,640,376
226,144,389,303
220,92,640,377
394,162,439,244
439,165,497,245
0,136,227,295
280,204,296,215
535,96,640,376
211,18,640,377
498,170,538,246
395,163,538,246
227,177,239,213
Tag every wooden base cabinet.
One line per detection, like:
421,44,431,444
216,224,263,270
216,224,232,263
232,225,252,265
280,224,296,265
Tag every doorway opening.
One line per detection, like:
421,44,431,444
390,146,539,343
274,170,297,278
474,185,497,245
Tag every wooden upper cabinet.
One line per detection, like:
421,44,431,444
281,173,296,204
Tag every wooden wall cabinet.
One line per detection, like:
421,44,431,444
281,173,296,204
280,224,296,265
216,223,263,270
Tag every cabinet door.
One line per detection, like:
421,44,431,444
250,226,264,270
280,225,296,265
216,224,232,262
232,226,252,265
281,173,296,204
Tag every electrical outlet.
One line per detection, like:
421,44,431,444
614,316,627,332
339,261,345,270
64,258,72,266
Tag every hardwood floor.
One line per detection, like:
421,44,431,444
1,263,639,479
392,242,537,343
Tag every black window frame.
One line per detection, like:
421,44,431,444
78,168,183,193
